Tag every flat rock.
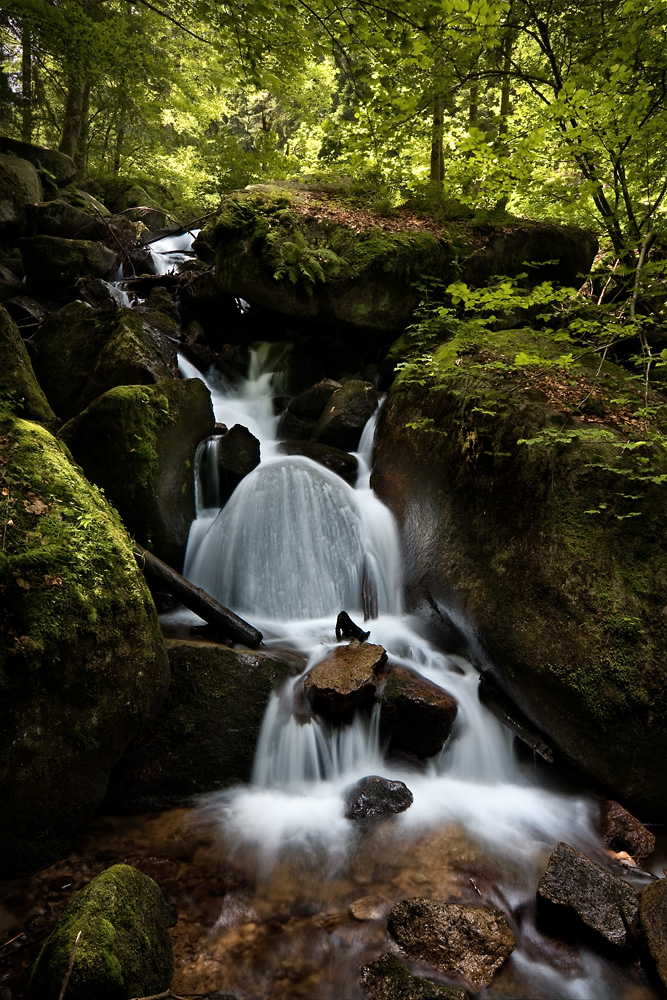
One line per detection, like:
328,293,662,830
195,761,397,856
380,664,458,758
344,775,413,821
361,953,467,1000
388,896,515,989
597,800,656,864
303,642,387,721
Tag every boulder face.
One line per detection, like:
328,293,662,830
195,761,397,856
0,304,56,425
373,325,667,818
597,800,656,864
379,664,458,758
28,864,174,1000
387,896,515,989
0,415,170,876
217,423,261,502
303,642,387,721
0,152,43,204
278,440,358,485
0,159,30,235
27,199,107,242
60,378,214,568
105,639,295,810
314,379,380,451
640,877,667,990
0,136,76,186
20,234,117,295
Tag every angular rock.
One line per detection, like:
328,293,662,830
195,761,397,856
380,664,458,758
640,877,667,990
105,639,295,809
27,199,106,242
388,897,515,989
361,953,467,1000
60,378,214,568
278,440,358,485
288,378,342,418
0,263,24,301
0,415,169,876
28,864,173,1000
303,642,387,721
33,300,177,419
0,304,56,425
0,152,43,204
21,234,117,296
0,136,76,186
597,800,656,864
344,775,413,821
218,423,261,502
536,842,640,953
314,379,380,451
3,294,46,336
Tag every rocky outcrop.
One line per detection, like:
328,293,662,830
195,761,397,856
374,325,667,817
27,199,107,242
21,234,117,294
303,642,387,721
379,664,458,758
0,158,31,236
0,136,76,186
0,415,169,876
387,897,515,989
104,639,295,810
344,775,413,821
28,864,174,1000
217,423,261,502
536,842,640,953
361,953,467,1000
640,877,667,990
597,800,656,864
0,152,42,204
0,304,56,425
60,378,214,568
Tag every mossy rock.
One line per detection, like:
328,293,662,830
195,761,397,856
0,159,29,236
104,639,296,810
361,953,467,1000
27,199,107,241
61,378,214,568
29,864,174,1000
0,414,169,875
0,152,43,204
0,304,57,425
20,234,117,296
373,325,667,817
0,136,76,186
33,300,177,420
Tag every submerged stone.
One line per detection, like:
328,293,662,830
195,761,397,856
361,952,467,1000
344,774,413,821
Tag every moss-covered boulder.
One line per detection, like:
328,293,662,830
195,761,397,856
373,325,667,817
104,639,295,810
27,199,107,241
208,186,596,334
0,152,43,204
0,304,56,425
0,414,170,875
33,300,177,420
60,378,214,568
0,136,76,186
361,953,468,1000
20,234,117,295
29,864,174,1000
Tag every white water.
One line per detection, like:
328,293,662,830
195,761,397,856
148,229,200,275
176,349,646,999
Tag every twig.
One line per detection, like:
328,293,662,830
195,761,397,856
58,929,82,1000
0,931,24,950
91,206,137,277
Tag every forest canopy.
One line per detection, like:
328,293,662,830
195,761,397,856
2,0,667,256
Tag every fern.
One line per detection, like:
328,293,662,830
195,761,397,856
269,230,346,296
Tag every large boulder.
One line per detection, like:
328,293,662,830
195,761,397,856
20,234,117,295
0,136,76,186
640,877,667,990
374,325,667,817
0,159,30,236
33,300,177,420
104,639,295,810
379,664,458,758
217,423,261,502
314,379,380,451
536,842,640,953
361,953,467,1000
28,864,174,1000
60,378,214,568
278,440,358,485
303,642,387,721
0,304,56,425
0,152,43,204
387,896,515,990
27,199,107,242
0,414,170,875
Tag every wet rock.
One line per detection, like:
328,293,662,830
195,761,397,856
104,640,295,809
27,199,106,241
0,304,56,425
349,896,389,921
344,775,413,821
597,800,656,864
388,896,515,989
336,610,370,642
278,440,358,485
20,234,117,295
60,378,214,568
0,263,24,301
303,642,387,721
314,379,380,451
380,664,458,759
0,136,76,186
361,952,467,1000
3,294,46,335
640,877,667,989
217,423,261,502
33,300,177,420
28,864,173,1000
536,842,640,953
0,152,42,204
288,378,342,418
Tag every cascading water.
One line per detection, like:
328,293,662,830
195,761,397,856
175,349,660,1000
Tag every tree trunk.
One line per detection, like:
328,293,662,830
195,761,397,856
498,30,513,137
430,94,445,184
76,81,91,175
21,25,32,144
59,78,88,165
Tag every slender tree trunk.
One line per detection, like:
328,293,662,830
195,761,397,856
430,95,445,184
59,78,87,164
469,79,479,131
113,123,125,174
76,81,91,175
0,42,12,130
498,30,513,138
21,25,32,144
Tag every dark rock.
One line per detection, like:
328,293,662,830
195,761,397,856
0,159,30,236
33,300,177,420
27,200,106,241
361,953,466,1000
336,610,370,641
278,440,359,485
0,152,42,204
217,423,261,502
3,294,46,335
0,263,24,302
288,378,341,418
303,642,387,721
598,800,656,864
388,896,515,989
104,639,295,809
314,379,380,451
640,877,667,990
0,136,76,186
122,203,170,234
0,414,169,876
277,407,315,441
0,305,56,425
380,664,458,759
461,221,596,288
20,234,117,295
28,864,173,1000
344,775,413,821
536,842,640,953
60,378,214,568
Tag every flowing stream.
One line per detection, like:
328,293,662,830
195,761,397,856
171,349,660,1000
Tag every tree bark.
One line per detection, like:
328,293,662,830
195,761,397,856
21,25,32,144
59,78,88,165
430,94,445,184
133,543,263,648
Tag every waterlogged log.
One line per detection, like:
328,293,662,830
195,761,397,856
133,543,262,648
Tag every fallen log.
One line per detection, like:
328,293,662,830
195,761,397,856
133,543,263,649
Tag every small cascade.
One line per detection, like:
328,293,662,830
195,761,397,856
148,229,200,275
